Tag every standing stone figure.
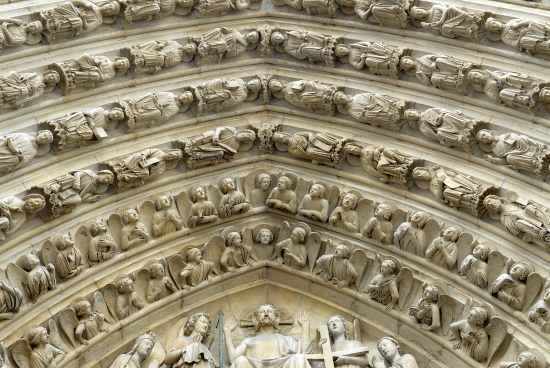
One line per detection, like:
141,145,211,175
485,17,550,57
122,40,187,77
0,194,45,240
0,71,59,111
0,131,53,174
335,42,408,78
345,93,409,131
189,27,260,66
152,195,183,237
270,30,341,66
0,18,43,51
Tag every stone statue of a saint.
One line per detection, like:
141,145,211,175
315,243,357,288
0,18,43,51
0,281,22,320
224,305,311,368
152,195,183,237
319,315,369,367
191,77,261,114
0,71,59,111
109,331,160,368
190,27,260,66
485,17,550,57
0,194,45,240
371,337,418,368
404,108,484,153
120,209,150,251
165,313,216,368
122,40,187,77
270,30,341,66
335,42,408,78
345,93,409,131
528,287,550,333
0,131,53,174
265,176,298,214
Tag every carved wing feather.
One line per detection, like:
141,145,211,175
139,200,156,236
486,316,509,365
455,233,473,272
356,198,374,233
11,339,31,368
6,263,30,304
93,291,115,324
306,232,322,273
395,267,414,310
48,318,70,352
349,250,368,291
208,184,223,215
134,268,150,305
461,298,473,320
203,236,225,275
107,213,123,248
327,185,340,213
243,172,257,206
176,191,193,227
102,283,119,322
524,272,543,310
74,225,91,268
41,240,60,280
168,254,186,290
423,218,442,253
295,178,310,209
438,295,455,336
487,250,505,286
278,221,292,243
390,208,407,230
58,308,79,348
242,227,253,248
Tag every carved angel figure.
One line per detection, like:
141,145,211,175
371,337,418,368
490,261,540,311
191,77,261,115
0,18,42,51
477,129,550,180
152,195,183,237
467,69,540,113
335,42,408,78
247,173,273,208
320,316,369,367
265,176,298,214
412,166,498,218
270,30,342,66
0,194,45,241
345,143,423,189
117,92,193,133
32,169,114,220
146,262,177,303
176,248,215,289
0,131,53,175
345,92,408,131
72,299,108,345
528,287,550,333
219,177,251,218
329,192,359,233
12,326,66,368
109,331,160,368
366,258,412,311
251,227,276,261
177,126,256,169
298,184,329,222
409,5,489,43
0,70,59,111
221,231,254,273
269,79,349,116
275,222,321,272
459,243,490,289
164,313,216,368
88,220,118,265
187,186,219,228
500,351,540,368
50,54,129,95
358,0,412,29
122,40,187,77
483,193,550,249
120,209,150,251
315,243,357,288
37,0,120,42
364,203,395,245
47,234,85,281
409,284,443,331
0,280,23,320
105,148,183,192
273,131,351,169
400,55,476,95
118,0,190,28
43,107,124,151
189,27,259,66
114,277,145,320
449,304,507,363
394,211,432,256
8,254,56,303
426,226,463,271
485,17,550,57
404,108,485,153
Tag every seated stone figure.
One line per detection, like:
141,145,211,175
364,203,394,245
218,177,251,218
477,129,550,180
404,107,484,153
223,305,311,368
188,186,219,228
298,184,329,222
50,53,129,95
0,70,59,111
528,287,550,333
0,194,45,240
425,226,461,271
152,195,183,237
42,107,124,151
315,243,357,288
265,176,298,214
0,131,53,174
105,148,183,192
270,30,341,66
190,27,260,66
0,18,43,51
490,261,534,310
329,192,359,233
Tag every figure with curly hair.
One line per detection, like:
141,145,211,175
490,261,533,310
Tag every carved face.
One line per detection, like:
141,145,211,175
26,21,43,34
258,230,272,245
193,315,210,337
259,177,271,190
39,328,50,345
423,287,433,301
484,197,501,212
36,131,52,145
334,245,347,259
25,197,45,213
327,316,345,337
310,184,323,198
230,233,242,247
97,173,114,185
154,264,165,278
223,178,236,192
476,130,494,144
194,187,206,200
108,109,124,121
58,235,74,250
378,338,398,361
157,196,170,210
136,339,154,358
517,353,531,368
467,309,478,325
290,228,304,243
510,264,525,280
255,305,276,326
544,288,550,303
412,168,431,181
540,88,550,103
126,210,139,223
115,58,130,70
277,178,288,190
28,254,41,269
472,244,488,260
380,261,393,276
485,19,503,32
125,279,135,293
96,220,108,234
375,204,391,220
443,227,458,241
341,193,356,210
44,72,59,83
468,71,484,84
410,211,425,227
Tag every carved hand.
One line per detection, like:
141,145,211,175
224,317,238,332
371,356,386,368
297,311,309,326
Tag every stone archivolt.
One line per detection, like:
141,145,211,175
2,0,550,367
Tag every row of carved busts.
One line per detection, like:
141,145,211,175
1,0,549,61
3,26,550,117
2,221,549,366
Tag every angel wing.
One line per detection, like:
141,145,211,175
176,191,193,227
11,338,31,368
390,208,406,230
364,252,382,288
139,201,156,237
102,283,119,322
295,178,310,209
242,228,253,248
395,267,414,311
455,232,473,271
57,307,79,348
168,254,186,290
356,198,375,234
93,291,115,324
460,298,474,321
486,250,505,287
306,231,322,273
278,221,292,243
6,263,30,304
327,185,340,214
41,240,60,281
438,294,455,336
48,318,70,352
107,213,123,248
203,236,225,275
524,272,543,310
423,218,442,254
243,172,257,206
134,268,150,305
486,315,509,365
74,225,91,268
349,249,368,291
457,237,475,273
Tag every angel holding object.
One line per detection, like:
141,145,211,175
408,283,456,333
11,325,65,368
365,257,412,311
146,262,177,303
218,177,251,218
318,315,369,368
87,220,117,265
329,192,359,233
